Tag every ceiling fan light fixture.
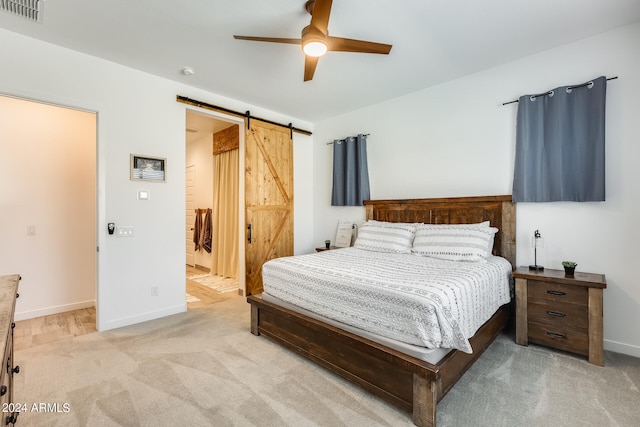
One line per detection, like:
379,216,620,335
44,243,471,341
302,40,327,57
233,1,392,81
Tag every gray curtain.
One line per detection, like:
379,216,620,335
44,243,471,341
512,76,606,202
331,134,370,206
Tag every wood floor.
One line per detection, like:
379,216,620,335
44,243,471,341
14,266,240,351
185,265,239,308
14,307,96,352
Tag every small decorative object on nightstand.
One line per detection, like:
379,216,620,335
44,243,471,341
562,261,577,276
325,239,331,249
334,220,354,248
513,266,606,366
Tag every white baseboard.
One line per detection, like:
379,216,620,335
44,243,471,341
604,339,640,358
14,300,96,322
97,304,186,331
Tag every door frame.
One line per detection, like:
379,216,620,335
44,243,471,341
184,106,246,294
185,164,196,268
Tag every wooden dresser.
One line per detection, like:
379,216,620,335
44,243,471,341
0,275,21,424
513,267,606,366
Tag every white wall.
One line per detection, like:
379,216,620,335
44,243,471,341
0,96,96,320
293,132,315,254
0,28,314,330
313,22,640,357
186,133,214,270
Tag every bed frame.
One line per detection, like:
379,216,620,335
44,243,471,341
246,195,515,426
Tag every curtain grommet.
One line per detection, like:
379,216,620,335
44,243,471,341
530,95,537,102
587,81,594,89
548,90,554,97
566,87,573,94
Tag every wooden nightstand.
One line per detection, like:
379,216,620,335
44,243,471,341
315,246,336,252
513,266,606,366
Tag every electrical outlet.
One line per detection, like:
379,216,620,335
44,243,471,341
151,286,159,296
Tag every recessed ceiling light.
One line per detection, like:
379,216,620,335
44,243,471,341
181,67,195,76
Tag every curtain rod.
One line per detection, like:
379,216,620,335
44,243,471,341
502,76,618,106
326,133,371,145
176,95,312,136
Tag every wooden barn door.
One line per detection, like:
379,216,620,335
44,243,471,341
244,119,293,295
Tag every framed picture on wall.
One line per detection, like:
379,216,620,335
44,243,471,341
130,154,166,182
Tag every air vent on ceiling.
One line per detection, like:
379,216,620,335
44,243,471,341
1,0,44,23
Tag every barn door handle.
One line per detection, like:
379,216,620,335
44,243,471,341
247,224,253,244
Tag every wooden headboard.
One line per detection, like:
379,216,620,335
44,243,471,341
364,195,516,267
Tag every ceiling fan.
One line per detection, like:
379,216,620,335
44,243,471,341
233,0,392,82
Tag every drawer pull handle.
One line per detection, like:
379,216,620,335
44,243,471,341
546,332,566,339
546,289,566,296
546,310,566,318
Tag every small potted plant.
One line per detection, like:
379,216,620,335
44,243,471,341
562,261,577,276
325,239,331,249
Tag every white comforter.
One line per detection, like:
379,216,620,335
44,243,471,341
262,247,512,353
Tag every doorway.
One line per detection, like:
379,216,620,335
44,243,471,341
185,109,242,308
0,95,97,325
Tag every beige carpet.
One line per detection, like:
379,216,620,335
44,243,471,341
14,296,640,426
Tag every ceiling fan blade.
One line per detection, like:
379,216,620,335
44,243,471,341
327,36,392,54
309,0,333,34
233,35,301,45
304,55,320,81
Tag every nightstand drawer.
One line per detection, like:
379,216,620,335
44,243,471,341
528,280,588,305
527,300,588,331
528,321,589,355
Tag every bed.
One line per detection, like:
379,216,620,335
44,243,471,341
246,195,516,426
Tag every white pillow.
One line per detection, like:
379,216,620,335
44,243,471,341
354,221,416,253
416,221,496,256
425,221,495,253
412,223,498,262
436,221,495,255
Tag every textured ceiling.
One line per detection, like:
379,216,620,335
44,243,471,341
1,0,639,122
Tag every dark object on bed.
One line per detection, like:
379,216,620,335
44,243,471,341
247,195,516,427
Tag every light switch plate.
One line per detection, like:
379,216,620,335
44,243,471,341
116,226,134,237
